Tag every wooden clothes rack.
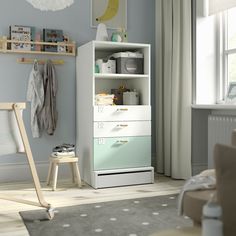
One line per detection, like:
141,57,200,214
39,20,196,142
17,57,64,65
0,103,54,220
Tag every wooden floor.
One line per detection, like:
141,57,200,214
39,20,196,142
0,175,184,236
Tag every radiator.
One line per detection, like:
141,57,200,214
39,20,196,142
208,115,236,168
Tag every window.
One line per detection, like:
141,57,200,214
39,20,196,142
194,4,236,105
221,7,236,102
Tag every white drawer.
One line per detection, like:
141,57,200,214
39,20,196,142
94,121,151,137
94,105,151,121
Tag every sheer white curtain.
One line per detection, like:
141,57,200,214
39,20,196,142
208,0,236,15
155,0,192,179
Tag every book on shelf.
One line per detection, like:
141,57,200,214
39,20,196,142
30,26,36,51
57,35,74,53
57,35,68,53
34,30,41,51
9,25,31,51
29,27,41,51
43,28,63,52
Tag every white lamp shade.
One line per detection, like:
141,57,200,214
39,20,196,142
26,0,74,11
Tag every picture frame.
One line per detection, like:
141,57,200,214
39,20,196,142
91,0,127,29
226,82,236,102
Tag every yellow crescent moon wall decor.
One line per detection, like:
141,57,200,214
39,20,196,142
92,0,127,29
96,0,119,22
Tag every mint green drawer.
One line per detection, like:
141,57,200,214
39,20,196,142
94,136,151,170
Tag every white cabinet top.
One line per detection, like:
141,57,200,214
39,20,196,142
78,40,150,50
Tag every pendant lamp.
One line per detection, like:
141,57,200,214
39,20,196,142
26,0,74,11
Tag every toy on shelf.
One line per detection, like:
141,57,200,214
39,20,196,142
111,28,128,42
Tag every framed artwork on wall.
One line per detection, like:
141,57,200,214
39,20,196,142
91,0,127,29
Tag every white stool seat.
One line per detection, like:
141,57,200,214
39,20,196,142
46,155,82,191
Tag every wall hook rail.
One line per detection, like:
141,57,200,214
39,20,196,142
17,57,64,65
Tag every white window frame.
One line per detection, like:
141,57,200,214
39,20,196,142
217,8,236,102
216,13,224,103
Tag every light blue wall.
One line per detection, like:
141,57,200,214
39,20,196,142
0,0,155,174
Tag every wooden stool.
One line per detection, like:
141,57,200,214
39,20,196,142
46,156,82,191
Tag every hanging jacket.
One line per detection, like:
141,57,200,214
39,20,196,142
26,60,44,138
40,59,58,135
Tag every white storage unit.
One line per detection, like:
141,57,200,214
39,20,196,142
76,41,153,188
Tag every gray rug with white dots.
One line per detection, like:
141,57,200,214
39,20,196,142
19,194,192,236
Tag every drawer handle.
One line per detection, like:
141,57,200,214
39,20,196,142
116,124,128,128
117,108,128,112
116,140,129,144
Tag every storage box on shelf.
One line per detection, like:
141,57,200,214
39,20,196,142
76,40,153,189
0,36,76,56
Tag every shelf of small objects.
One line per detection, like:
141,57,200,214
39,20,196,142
0,36,76,56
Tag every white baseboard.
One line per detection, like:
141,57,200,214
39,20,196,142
0,161,73,183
